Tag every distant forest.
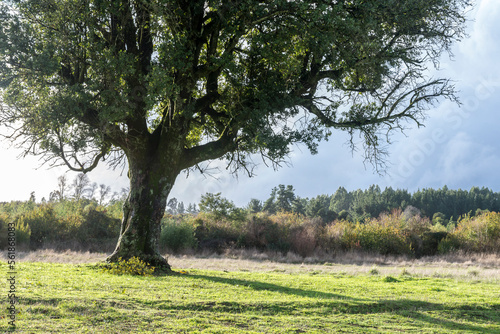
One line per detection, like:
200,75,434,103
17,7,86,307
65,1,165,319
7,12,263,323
239,184,500,223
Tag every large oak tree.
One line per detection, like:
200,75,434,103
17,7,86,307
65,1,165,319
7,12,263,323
0,0,470,270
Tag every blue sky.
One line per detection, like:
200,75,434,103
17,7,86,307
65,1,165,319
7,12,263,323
1,0,499,206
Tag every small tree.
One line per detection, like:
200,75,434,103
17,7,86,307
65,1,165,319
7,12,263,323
247,198,263,214
276,185,296,213
98,183,112,206
72,173,91,202
198,192,237,220
0,0,471,269
56,175,69,202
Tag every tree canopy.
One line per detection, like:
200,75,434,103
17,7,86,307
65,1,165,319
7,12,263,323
0,0,471,269
1,0,470,173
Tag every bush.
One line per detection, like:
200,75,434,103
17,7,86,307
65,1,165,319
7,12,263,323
19,205,67,248
323,211,419,256
75,208,121,246
356,220,411,255
289,222,319,257
14,218,32,248
190,212,241,252
419,231,448,256
0,213,9,249
239,212,306,253
322,220,353,252
160,216,197,253
238,213,277,250
439,212,500,253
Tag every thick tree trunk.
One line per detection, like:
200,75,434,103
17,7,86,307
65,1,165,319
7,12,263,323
106,155,178,272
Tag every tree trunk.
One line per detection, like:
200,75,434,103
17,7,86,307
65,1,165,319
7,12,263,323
106,155,178,272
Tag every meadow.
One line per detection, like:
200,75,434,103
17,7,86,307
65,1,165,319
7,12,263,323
1,250,499,333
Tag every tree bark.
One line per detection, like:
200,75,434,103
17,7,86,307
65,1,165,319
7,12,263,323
106,152,179,272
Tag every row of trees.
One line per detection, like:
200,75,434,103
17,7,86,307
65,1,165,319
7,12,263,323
197,185,500,225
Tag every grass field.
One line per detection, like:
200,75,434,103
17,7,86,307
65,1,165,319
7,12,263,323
1,251,499,333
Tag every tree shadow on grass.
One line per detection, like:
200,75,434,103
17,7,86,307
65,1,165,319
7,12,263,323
186,273,360,301
183,273,500,333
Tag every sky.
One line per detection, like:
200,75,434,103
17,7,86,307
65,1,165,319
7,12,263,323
1,0,499,207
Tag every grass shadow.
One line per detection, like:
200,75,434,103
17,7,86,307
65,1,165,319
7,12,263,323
186,273,360,301
184,273,500,333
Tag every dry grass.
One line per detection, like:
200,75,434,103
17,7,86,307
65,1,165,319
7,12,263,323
0,248,107,264
2,248,499,282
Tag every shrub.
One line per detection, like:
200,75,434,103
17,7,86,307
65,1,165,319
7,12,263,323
190,212,240,252
289,222,319,257
20,205,67,248
323,212,414,256
419,231,448,256
0,213,9,249
160,216,197,253
238,213,276,250
14,218,32,248
243,212,308,253
439,212,500,253
322,220,354,252
75,208,121,245
356,219,411,255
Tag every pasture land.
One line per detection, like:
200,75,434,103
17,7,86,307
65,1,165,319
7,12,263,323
1,250,499,333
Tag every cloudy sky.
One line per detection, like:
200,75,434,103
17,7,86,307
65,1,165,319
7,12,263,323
1,0,499,207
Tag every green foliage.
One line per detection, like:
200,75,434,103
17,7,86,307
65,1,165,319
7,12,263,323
160,216,197,253
0,213,9,249
433,212,447,225
246,198,263,214
14,218,32,247
440,212,500,253
322,209,433,256
74,207,120,246
306,194,337,222
0,0,471,263
18,205,66,248
0,198,119,251
101,257,155,276
2,183,500,257
198,193,242,221
276,185,296,213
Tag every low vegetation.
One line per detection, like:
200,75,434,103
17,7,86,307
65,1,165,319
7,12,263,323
161,209,500,257
1,176,499,259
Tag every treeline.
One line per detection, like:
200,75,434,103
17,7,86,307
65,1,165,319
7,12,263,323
241,184,500,223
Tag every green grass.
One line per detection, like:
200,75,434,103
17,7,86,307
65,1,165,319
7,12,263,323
1,261,499,333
